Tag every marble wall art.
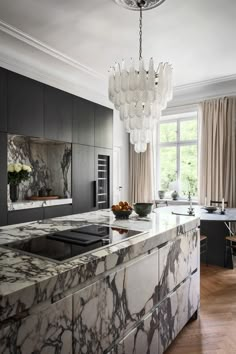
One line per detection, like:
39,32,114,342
8,135,72,200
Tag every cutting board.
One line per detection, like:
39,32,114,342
27,196,60,201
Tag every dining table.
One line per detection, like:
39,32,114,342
155,205,236,268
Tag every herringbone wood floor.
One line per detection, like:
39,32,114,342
166,265,236,354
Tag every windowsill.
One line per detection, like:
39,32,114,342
155,198,198,205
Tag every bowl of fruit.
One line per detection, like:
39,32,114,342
111,201,133,219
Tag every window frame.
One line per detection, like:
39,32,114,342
157,114,198,199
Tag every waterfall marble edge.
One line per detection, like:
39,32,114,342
0,209,199,323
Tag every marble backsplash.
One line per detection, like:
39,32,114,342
8,135,72,200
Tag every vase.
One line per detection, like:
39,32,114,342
158,190,165,199
171,190,178,200
9,184,19,203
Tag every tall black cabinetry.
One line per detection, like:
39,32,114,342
73,97,94,146
0,133,7,226
0,66,113,226
0,68,7,132
72,145,113,214
44,86,73,142
72,144,96,214
7,72,44,137
0,68,7,225
94,104,113,149
72,98,113,214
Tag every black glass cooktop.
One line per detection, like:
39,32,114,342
6,224,143,263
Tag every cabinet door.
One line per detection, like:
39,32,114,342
44,86,73,142
94,104,113,149
72,144,96,213
159,277,197,353
95,147,113,209
73,251,158,354
158,234,190,301
73,97,95,145
0,132,7,226
43,204,73,219
0,295,72,354
0,67,7,132
110,309,159,354
8,208,44,225
7,71,44,137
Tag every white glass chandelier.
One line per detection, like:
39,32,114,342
109,0,173,153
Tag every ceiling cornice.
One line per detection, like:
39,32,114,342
174,74,236,92
0,19,105,81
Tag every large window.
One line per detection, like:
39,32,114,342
158,113,198,198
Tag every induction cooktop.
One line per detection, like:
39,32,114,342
5,224,144,263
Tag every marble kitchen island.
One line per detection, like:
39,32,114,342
0,209,200,354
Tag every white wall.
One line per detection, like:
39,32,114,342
113,110,129,203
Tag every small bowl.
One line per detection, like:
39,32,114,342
112,209,132,219
133,203,153,217
203,206,217,213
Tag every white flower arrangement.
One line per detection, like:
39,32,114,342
8,163,32,185
8,163,32,173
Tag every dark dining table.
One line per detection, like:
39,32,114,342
155,205,236,268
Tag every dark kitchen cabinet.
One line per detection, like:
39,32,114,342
94,104,113,149
73,97,94,146
44,86,73,142
95,147,113,209
7,71,44,137
43,204,73,219
0,68,7,132
72,144,96,214
0,132,7,226
8,208,44,225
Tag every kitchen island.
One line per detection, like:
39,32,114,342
0,209,200,354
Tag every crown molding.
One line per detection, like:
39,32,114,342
0,21,112,107
0,19,105,81
175,74,236,92
168,74,236,110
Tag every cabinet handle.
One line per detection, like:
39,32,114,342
93,180,97,208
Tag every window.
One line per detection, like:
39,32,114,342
157,113,198,198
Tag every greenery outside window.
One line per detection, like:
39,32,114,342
158,114,198,199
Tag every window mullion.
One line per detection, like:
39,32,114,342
177,120,180,191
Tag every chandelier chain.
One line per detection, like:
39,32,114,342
139,5,143,60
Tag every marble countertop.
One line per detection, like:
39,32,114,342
8,198,73,211
0,209,199,323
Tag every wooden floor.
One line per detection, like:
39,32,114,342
166,264,236,354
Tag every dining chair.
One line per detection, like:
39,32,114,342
210,200,228,207
198,226,208,266
200,234,208,266
225,235,236,268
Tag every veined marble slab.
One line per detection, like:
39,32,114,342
8,198,73,211
0,209,199,322
0,294,73,354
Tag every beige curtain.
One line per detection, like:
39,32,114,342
199,97,236,207
129,143,153,203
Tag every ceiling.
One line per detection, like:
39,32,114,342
0,0,235,88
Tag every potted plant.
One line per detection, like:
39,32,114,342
8,163,32,202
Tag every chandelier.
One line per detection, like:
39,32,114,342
108,0,173,153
